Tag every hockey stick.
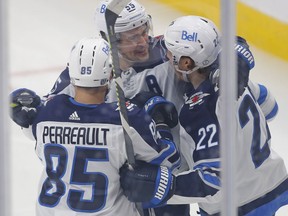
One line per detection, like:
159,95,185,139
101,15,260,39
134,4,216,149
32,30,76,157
105,0,135,166
104,1,144,215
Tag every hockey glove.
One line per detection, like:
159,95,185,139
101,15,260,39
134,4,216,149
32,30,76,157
10,88,41,128
120,161,175,207
209,36,255,98
131,91,178,128
236,36,254,97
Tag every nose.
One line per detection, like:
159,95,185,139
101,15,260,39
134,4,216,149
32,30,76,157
137,34,148,46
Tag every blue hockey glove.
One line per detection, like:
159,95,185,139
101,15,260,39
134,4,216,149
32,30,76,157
236,36,255,70
131,91,178,128
235,36,254,97
10,88,41,128
209,36,255,97
120,161,175,206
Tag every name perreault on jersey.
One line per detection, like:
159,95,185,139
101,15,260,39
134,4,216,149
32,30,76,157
42,126,109,146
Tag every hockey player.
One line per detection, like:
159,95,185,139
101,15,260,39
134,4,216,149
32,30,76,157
93,1,278,121
42,0,169,103
119,16,288,215
10,1,191,215
41,0,276,115
10,0,277,137
10,0,278,149
10,1,278,215
11,37,179,216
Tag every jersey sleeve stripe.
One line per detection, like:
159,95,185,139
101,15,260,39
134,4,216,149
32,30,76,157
265,102,279,121
193,161,221,170
193,161,221,187
150,139,177,165
257,84,268,105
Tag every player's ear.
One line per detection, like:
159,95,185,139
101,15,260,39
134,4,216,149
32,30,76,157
185,57,195,70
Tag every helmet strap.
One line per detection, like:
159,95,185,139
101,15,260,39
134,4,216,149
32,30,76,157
174,65,199,75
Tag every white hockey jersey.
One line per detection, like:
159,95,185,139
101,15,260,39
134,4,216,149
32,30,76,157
166,80,288,215
31,94,180,216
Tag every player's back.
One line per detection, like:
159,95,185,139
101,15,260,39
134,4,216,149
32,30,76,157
206,87,288,215
234,88,288,213
32,94,141,216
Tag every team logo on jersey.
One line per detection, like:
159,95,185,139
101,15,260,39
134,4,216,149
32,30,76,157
184,92,210,109
125,101,136,111
115,101,136,112
69,111,80,121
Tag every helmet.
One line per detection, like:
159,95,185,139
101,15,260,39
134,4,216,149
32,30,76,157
164,16,221,73
94,0,152,38
69,37,113,87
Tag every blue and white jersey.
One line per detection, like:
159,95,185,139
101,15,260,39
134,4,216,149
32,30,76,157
31,94,180,216
248,80,278,121
108,61,279,174
47,66,278,123
167,80,288,215
110,62,187,173
114,61,186,112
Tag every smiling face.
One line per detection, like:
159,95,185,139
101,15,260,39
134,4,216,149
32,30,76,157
117,24,150,64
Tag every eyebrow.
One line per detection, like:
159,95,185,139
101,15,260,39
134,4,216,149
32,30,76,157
122,25,148,37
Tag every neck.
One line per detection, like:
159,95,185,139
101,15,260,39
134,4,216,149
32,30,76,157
74,86,106,104
119,55,134,71
188,71,208,89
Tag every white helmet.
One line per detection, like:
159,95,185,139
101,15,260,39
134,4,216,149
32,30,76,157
164,16,221,74
69,37,113,87
94,0,152,38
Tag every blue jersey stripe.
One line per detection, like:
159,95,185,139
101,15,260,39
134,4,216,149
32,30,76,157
150,139,177,165
194,161,221,170
201,171,221,187
257,84,268,105
245,190,288,215
265,102,279,121
240,177,288,215
200,177,288,215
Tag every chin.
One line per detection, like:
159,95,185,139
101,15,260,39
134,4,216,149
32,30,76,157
136,53,149,62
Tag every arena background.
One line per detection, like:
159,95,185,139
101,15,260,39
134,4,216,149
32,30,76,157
9,0,288,215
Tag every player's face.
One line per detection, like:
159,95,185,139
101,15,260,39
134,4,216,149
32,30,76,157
117,24,150,63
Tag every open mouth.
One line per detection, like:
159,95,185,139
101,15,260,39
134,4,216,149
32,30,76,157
134,48,149,57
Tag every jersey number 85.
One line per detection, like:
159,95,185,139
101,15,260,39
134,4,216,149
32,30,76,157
39,144,109,213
